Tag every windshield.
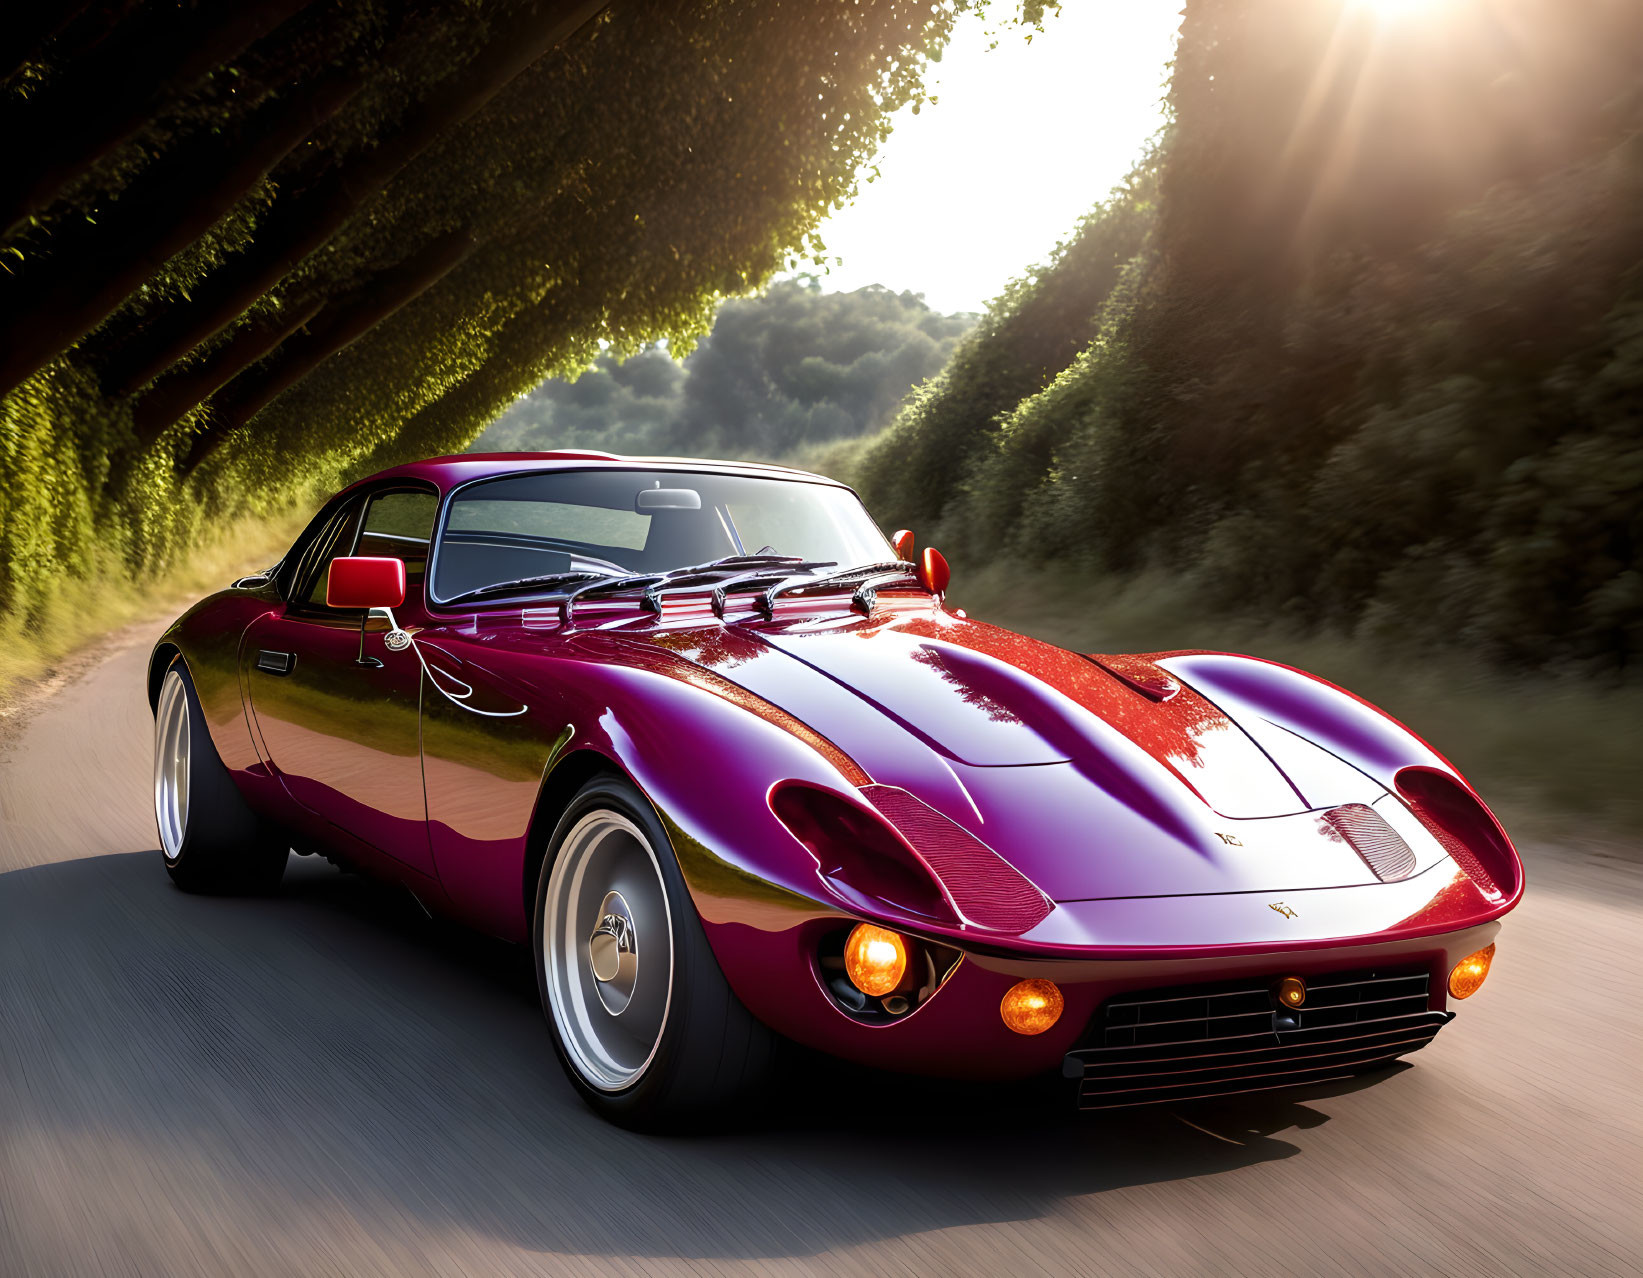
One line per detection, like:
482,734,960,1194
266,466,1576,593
430,468,891,604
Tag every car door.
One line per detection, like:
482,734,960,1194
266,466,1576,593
243,484,439,874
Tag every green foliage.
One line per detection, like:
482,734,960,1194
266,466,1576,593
1,1,1048,673
473,280,973,460
858,0,1643,669
854,149,1160,530
954,561,1643,836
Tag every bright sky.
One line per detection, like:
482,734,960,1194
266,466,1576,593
804,2,1181,314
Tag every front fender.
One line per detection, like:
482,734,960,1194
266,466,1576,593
1157,650,1524,908
148,590,280,773
419,636,863,951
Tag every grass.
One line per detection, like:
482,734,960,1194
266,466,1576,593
955,561,1643,842
0,511,306,714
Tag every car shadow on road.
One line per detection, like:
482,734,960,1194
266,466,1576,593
0,849,1405,1264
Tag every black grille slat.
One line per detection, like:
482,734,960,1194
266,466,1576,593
1107,988,1273,1011
1079,1048,1442,1109
1070,1012,1447,1068
1081,1012,1449,1069
1304,976,1428,1003
1081,1023,1445,1082
1082,1035,1443,1097
1070,966,1449,1109
1307,972,1428,991
1113,1005,1280,1031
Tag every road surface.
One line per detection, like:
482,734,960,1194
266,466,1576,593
2,620,1639,1276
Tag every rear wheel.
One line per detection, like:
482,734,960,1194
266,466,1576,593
154,658,288,894
534,773,774,1128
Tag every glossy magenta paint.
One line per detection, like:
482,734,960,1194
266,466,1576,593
149,452,1524,1080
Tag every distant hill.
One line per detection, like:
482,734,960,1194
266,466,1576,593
470,280,974,463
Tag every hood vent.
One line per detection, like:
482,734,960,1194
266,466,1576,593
1324,804,1417,881
861,784,1053,934
1087,654,1181,702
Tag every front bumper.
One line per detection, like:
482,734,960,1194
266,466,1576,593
715,908,1499,1086
1065,963,1453,1108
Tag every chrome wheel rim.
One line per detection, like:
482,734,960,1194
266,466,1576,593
154,669,190,861
543,810,674,1092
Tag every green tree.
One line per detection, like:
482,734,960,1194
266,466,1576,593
2,1,1045,634
475,280,973,460
857,0,1643,668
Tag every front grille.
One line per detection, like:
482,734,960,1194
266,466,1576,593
1067,966,1450,1109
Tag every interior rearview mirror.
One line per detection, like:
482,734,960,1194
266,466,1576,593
636,487,702,511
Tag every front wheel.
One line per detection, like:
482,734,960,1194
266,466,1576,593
154,658,288,894
534,774,774,1128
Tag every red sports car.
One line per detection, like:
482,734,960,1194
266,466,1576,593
150,452,1521,1126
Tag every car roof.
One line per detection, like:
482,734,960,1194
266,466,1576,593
352,450,845,494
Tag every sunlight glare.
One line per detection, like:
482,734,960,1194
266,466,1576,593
798,6,1179,314
1352,0,1443,18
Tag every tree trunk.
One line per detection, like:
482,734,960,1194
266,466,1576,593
178,227,478,475
127,296,327,455
0,67,366,402
110,0,608,399
0,0,320,236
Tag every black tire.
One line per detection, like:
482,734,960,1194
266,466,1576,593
532,772,775,1129
153,657,288,894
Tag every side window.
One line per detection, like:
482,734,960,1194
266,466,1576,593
273,500,345,601
354,489,438,587
299,500,366,607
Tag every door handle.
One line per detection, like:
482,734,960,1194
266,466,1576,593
256,649,297,676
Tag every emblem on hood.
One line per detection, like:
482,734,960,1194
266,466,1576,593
1268,901,1299,920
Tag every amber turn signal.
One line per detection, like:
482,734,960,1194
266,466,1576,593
1000,979,1064,1035
1277,975,1307,1008
1448,943,1495,999
844,923,908,997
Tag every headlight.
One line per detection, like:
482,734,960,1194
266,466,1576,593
843,923,908,997
1000,979,1064,1035
1448,944,1495,999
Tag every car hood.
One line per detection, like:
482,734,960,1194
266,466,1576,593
584,609,1446,903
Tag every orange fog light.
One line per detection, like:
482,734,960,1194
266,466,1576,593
1277,975,1307,1008
1449,943,1495,999
844,924,908,997
1000,979,1064,1035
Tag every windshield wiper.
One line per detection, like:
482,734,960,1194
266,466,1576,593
561,558,823,626
442,570,612,606
760,560,916,616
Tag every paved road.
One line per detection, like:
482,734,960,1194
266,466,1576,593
2,622,1639,1277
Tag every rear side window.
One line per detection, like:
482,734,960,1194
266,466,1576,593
298,501,365,607
355,489,438,586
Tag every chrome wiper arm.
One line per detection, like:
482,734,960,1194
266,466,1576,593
564,558,828,625
554,557,913,628
442,570,610,606
705,561,840,616
760,560,916,616
560,571,669,627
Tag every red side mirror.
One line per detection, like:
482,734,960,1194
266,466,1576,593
917,546,950,595
891,529,915,561
326,556,406,609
